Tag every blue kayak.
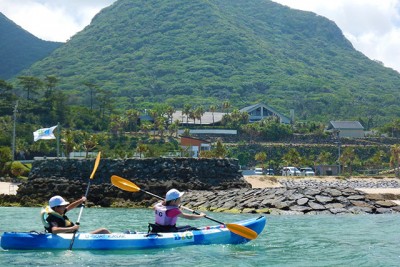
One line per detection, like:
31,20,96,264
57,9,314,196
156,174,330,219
1,216,266,250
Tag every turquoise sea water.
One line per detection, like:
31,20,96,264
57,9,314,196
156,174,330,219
1,207,399,266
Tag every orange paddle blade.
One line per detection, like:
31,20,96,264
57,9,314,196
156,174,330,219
90,152,101,179
111,175,141,192
226,223,258,240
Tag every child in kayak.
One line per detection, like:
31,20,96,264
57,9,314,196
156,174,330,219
152,189,206,233
41,195,111,234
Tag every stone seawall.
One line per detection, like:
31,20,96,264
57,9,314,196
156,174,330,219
11,158,249,206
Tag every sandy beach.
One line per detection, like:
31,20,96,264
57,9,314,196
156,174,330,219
0,182,19,195
243,175,400,195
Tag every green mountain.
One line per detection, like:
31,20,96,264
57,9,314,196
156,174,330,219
0,13,62,79
16,0,400,123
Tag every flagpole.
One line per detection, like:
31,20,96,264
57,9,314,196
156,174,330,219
57,122,60,158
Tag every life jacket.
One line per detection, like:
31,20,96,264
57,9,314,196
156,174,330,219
41,206,73,233
154,202,180,226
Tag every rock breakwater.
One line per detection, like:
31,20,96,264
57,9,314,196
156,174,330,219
183,183,400,215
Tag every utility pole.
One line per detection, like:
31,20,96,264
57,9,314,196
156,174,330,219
12,101,18,161
336,130,341,175
57,122,60,158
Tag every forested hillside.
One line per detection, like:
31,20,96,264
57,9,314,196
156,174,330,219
0,13,62,79
13,0,400,124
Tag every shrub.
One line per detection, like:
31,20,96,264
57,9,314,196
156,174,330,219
10,161,30,178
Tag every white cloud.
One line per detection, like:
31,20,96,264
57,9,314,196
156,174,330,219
272,0,400,72
0,0,116,42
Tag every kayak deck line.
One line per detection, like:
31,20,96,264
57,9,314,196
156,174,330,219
1,216,266,250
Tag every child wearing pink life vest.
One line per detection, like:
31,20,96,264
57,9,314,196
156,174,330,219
152,189,206,233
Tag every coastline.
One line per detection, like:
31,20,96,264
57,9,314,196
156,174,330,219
2,176,400,215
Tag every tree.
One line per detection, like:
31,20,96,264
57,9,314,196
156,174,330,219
110,114,124,136
125,109,140,132
339,147,360,175
183,104,191,126
44,75,59,96
0,79,15,103
255,152,267,169
209,105,217,126
390,144,400,177
214,139,227,158
195,106,204,125
168,120,179,137
282,148,301,166
78,131,99,158
17,76,43,100
166,105,175,125
316,151,332,165
61,129,76,158
241,123,260,143
136,142,148,158
83,82,98,111
222,100,230,113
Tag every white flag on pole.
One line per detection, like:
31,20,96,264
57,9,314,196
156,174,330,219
33,125,58,142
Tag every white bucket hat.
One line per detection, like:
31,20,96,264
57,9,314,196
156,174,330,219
49,195,70,208
165,189,184,201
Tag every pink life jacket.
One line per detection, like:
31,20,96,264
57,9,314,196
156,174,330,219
154,202,180,225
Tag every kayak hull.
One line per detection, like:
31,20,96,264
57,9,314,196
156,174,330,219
1,216,266,250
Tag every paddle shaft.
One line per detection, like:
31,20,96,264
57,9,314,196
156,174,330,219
76,180,91,223
69,153,101,250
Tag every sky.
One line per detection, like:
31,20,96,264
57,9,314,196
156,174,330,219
0,0,399,73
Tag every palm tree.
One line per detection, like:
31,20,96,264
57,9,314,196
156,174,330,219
195,106,204,125
125,109,140,132
222,100,230,113
255,152,267,169
79,131,99,158
61,129,76,159
109,114,124,136
166,106,175,125
136,142,148,158
282,148,302,167
339,147,359,175
183,104,191,126
210,105,217,126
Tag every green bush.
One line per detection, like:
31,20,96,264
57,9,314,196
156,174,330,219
0,146,12,175
10,161,30,178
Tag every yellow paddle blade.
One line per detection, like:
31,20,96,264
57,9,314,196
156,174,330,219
111,175,141,192
90,152,101,179
226,223,258,240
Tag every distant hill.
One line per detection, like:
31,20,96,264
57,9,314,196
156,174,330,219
0,12,62,79
16,0,400,124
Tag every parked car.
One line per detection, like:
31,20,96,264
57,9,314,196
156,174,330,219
300,167,315,176
281,167,301,176
254,167,263,175
264,169,274,175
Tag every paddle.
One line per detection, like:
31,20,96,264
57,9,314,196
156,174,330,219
110,175,258,240
69,152,101,250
